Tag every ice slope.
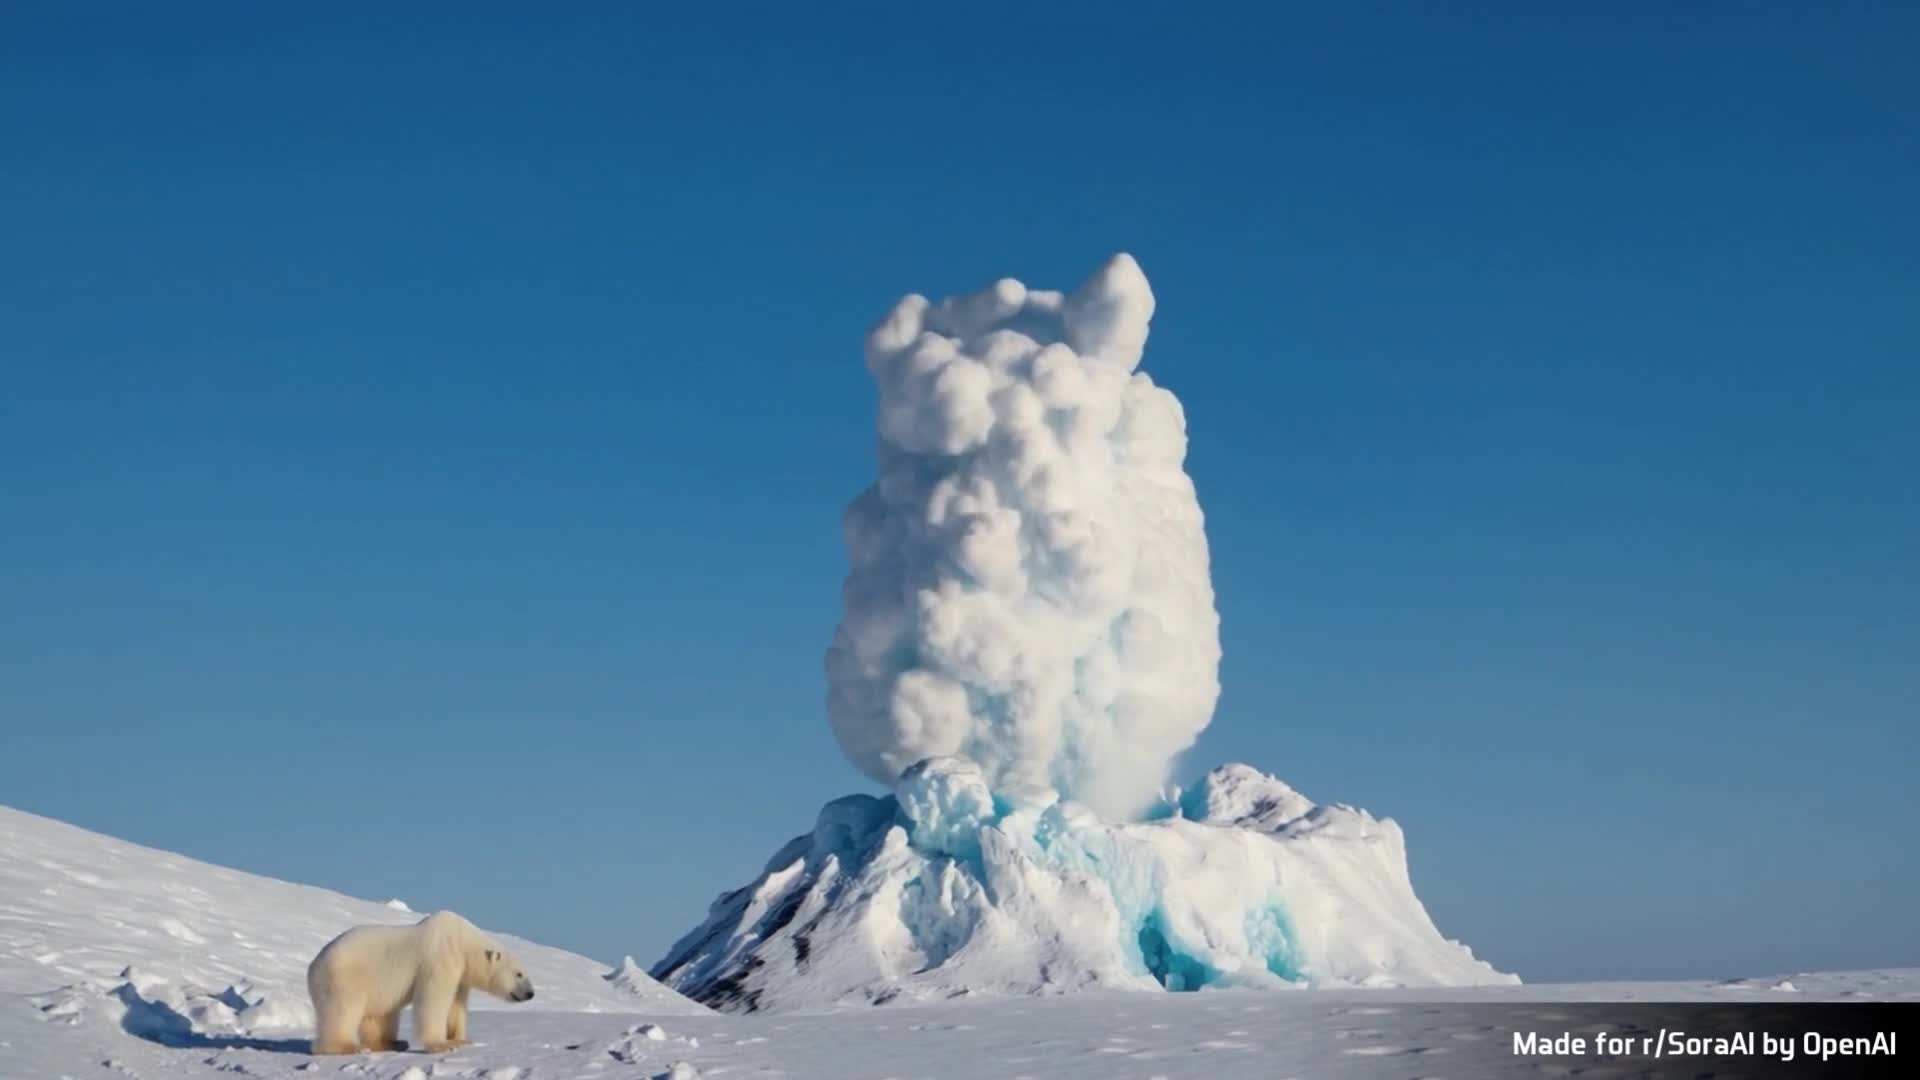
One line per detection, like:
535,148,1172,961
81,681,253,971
652,761,1516,1012
0,802,704,1051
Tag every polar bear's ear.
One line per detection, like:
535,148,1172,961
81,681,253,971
485,949,499,963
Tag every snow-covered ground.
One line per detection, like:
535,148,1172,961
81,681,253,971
11,971,1919,1080
5,804,1916,1080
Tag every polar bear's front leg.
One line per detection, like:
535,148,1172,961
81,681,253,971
446,987,470,1047
412,971,461,1053
358,1008,403,1052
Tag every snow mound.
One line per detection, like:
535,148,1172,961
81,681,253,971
29,965,312,1050
0,803,707,1032
1175,762,1317,831
652,762,1516,1012
606,955,673,997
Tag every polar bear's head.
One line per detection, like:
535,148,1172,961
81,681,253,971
479,946,536,1002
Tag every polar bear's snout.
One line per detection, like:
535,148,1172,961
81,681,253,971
511,975,535,1002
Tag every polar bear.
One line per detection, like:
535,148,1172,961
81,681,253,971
307,910,535,1054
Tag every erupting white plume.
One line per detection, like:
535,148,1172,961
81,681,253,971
824,255,1221,818
661,258,1511,1012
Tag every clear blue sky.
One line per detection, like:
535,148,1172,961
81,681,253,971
2,3,1914,984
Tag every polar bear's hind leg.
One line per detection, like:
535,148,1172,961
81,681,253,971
311,990,365,1055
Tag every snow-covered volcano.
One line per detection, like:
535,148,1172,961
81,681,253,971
653,761,1515,1012
658,256,1514,1011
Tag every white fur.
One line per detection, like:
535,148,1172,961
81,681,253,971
307,910,535,1054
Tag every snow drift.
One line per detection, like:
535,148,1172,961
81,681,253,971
661,257,1513,1011
654,761,1515,1012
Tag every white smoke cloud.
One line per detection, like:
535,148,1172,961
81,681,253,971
825,255,1221,819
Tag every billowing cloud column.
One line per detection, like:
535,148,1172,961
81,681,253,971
825,255,1221,819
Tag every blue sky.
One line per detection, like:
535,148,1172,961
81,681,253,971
2,3,1914,983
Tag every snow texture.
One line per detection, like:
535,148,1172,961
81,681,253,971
5,802,1917,1080
826,254,1221,819
653,762,1517,1012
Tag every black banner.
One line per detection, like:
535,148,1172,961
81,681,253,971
1284,1001,1914,1079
